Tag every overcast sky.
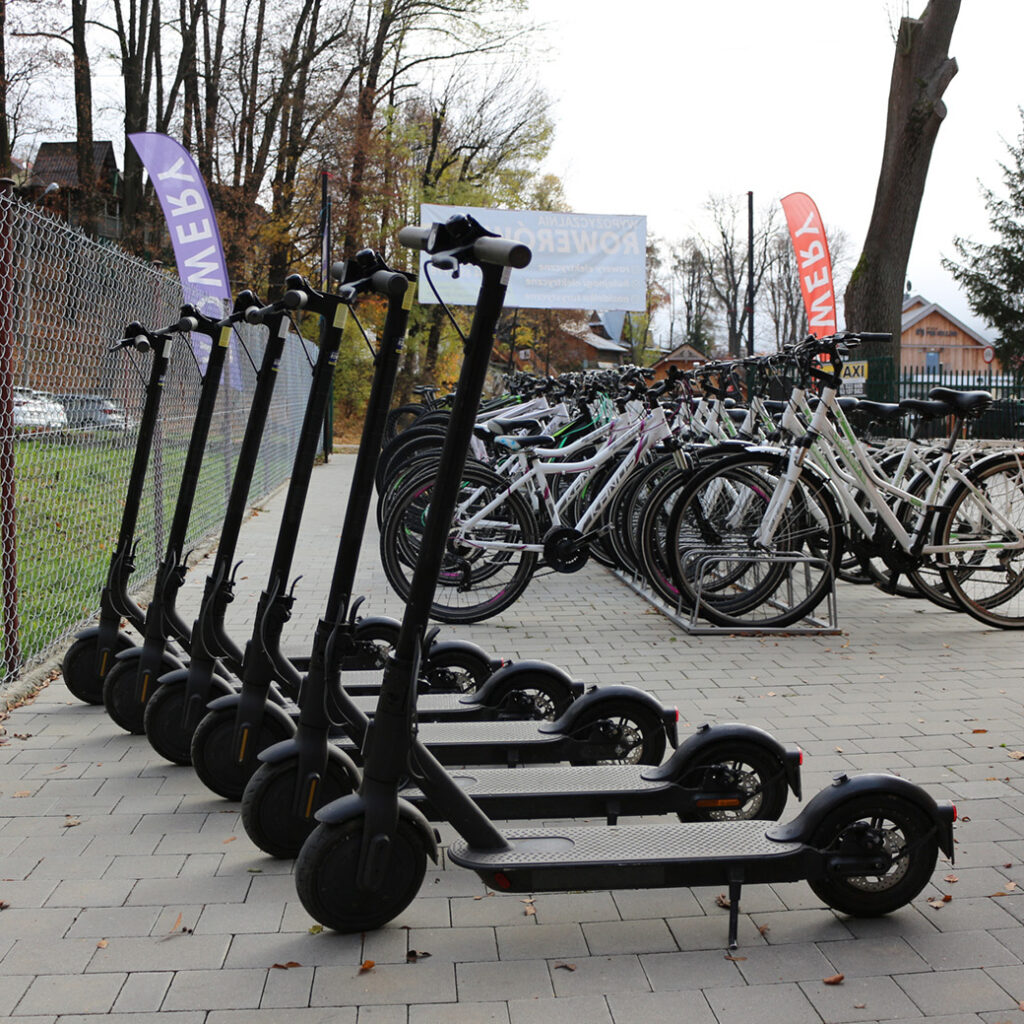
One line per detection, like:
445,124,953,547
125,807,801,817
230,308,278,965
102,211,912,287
524,0,1021,341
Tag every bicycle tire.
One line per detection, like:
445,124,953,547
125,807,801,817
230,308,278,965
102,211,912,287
666,452,843,628
935,453,1024,628
379,462,539,623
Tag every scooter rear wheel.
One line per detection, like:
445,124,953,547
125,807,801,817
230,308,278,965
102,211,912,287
191,707,294,801
62,632,133,705
808,794,938,917
241,755,357,859
567,699,666,766
680,741,789,822
295,817,427,932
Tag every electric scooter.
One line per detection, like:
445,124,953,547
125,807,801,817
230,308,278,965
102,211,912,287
61,317,192,704
293,214,956,949
102,301,252,733
187,259,583,800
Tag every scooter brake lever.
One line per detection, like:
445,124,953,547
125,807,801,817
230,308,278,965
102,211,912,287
287,575,304,598
348,595,366,625
229,560,243,584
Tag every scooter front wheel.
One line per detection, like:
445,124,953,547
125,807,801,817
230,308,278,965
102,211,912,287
241,755,357,859
191,707,294,801
103,653,179,734
808,794,938,917
678,741,789,822
144,677,233,766
295,817,427,932
62,632,133,705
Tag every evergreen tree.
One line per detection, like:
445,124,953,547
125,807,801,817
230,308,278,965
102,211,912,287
944,108,1024,367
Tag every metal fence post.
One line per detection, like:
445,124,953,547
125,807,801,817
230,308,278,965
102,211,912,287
0,180,22,676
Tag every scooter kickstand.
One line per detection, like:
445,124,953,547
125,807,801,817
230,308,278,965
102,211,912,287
727,871,743,951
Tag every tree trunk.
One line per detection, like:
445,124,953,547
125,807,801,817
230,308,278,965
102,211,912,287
0,0,9,178
844,0,959,364
71,0,97,235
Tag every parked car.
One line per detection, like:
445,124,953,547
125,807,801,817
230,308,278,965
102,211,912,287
57,394,134,432
13,387,68,431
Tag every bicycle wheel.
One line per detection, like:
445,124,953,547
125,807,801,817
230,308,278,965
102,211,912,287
667,453,842,628
935,454,1024,628
636,465,702,608
382,402,425,444
379,463,539,623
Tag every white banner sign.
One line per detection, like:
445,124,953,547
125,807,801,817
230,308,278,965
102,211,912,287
416,204,646,311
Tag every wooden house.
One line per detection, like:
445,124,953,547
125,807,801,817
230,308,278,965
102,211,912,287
901,294,995,373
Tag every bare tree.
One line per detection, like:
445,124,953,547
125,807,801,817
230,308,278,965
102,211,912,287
700,194,776,358
669,237,715,353
844,0,959,362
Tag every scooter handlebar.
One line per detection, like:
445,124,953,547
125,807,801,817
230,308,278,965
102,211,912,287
372,269,410,298
398,225,431,251
244,289,308,324
399,224,531,269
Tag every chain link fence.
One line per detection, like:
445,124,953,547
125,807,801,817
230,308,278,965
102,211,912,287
0,189,314,694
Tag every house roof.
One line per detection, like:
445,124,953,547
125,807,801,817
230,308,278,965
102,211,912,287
652,342,705,365
560,316,627,353
901,295,990,348
31,141,120,189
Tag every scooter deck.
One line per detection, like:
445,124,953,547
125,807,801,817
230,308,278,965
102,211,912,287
447,821,807,891
403,764,693,820
352,692,493,721
338,720,574,766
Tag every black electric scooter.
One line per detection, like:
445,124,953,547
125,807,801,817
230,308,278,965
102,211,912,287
293,215,956,949
61,317,193,704
102,301,255,733
242,253,767,858
187,260,580,801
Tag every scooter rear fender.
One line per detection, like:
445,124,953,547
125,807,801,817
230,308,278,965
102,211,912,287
313,793,439,864
463,659,582,708
428,638,506,674
643,722,802,799
767,772,956,862
540,684,678,748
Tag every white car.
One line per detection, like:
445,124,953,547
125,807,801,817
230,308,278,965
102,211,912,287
13,387,68,431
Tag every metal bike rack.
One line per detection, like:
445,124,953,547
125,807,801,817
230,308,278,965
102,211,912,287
611,549,840,636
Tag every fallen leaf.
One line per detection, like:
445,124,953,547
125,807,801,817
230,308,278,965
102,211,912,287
853,1003,866,1009
724,955,747,961
0,901,9,911
169,913,183,933
12,733,31,740
1005,863,1013,869
524,905,536,917
308,925,323,935
359,959,375,973
96,939,108,949
271,961,302,969
927,899,946,910
13,791,30,798
247,868,262,873
944,874,959,883
553,962,576,971
835,747,843,753
223,837,237,844
1009,751,1024,760
1006,881,1018,891
973,729,988,734
49,765,67,772
63,816,81,828
715,893,731,909
991,891,1009,898
961,815,971,822
406,950,432,962
822,973,844,985
757,924,770,936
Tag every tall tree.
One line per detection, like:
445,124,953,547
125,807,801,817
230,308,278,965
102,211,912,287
943,108,1024,368
844,0,959,363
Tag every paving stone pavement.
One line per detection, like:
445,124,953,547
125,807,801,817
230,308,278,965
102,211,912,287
3,453,1024,1022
